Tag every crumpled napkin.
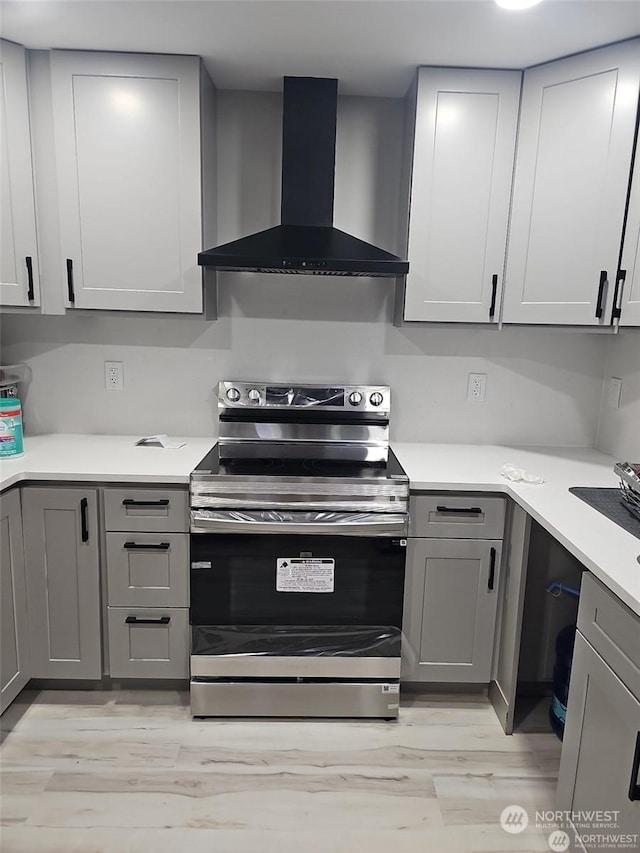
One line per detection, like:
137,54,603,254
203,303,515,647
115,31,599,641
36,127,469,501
500,463,544,484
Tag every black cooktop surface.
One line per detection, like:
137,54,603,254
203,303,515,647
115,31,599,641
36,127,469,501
193,446,408,481
569,487,640,539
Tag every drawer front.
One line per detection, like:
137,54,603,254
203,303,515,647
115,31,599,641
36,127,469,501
578,572,640,699
107,607,189,679
106,532,188,607
409,494,506,539
104,488,188,532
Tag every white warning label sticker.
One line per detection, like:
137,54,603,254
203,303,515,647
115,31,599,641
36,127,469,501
276,558,335,592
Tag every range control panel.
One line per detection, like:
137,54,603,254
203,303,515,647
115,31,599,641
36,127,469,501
218,382,391,414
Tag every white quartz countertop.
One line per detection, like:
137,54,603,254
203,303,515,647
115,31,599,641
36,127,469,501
392,443,640,618
0,434,214,490
1,435,638,616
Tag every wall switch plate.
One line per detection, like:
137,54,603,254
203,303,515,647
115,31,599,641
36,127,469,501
105,361,124,391
467,372,486,402
607,377,622,409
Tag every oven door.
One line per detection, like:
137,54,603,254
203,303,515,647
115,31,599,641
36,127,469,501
189,510,407,678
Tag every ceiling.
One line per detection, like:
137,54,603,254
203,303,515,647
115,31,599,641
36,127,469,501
2,0,639,97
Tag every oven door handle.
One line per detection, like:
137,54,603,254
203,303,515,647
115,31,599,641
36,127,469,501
190,509,408,537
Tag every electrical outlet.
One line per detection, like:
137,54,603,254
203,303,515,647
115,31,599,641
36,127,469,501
467,372,486,402
607,377,622,409
104,361,124,391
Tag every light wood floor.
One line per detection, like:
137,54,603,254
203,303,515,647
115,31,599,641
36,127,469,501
0,689,561,853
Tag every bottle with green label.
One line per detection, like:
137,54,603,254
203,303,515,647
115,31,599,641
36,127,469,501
0,398,24,458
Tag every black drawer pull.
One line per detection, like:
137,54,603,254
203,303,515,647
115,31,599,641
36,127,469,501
611,269,626,321
488,547,496,591
630,731,640,801
125,616,171,625
66,258,75,303
122,499,170,507
489,274,498,318
595,270,607,318
26,256,35,301
80,497,89,543
123,541,170,550
436,505,482,515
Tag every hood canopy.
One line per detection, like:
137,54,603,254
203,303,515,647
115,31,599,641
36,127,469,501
198,77,408,277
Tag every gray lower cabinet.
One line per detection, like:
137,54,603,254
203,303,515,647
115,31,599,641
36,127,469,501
0,489,30,712
107,607,189,678
22,487,101,679
105,532,188,608
402,537,502,682
103,486,189,679
557,574,640,846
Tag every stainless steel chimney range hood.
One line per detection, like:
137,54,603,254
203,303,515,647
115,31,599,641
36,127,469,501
198,77,409,277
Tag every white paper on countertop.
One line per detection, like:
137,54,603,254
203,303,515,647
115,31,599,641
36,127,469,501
500,463,544,484
135,434,186,450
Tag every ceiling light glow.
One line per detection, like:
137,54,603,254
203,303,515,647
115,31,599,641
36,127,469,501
495,0,544,10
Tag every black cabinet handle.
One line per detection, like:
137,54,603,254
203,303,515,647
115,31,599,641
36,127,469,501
488,547,496,591
611,269,626,321
25,256,34,301
123,541,170,551
595,270,607,318
436,505,482,515
122,499,170,507
489,274,498,318
630,732,640,801
125,616,171,625
66,259,75,303
80,498,89,543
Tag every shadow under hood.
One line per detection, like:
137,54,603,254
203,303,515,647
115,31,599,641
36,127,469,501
198,77,409,278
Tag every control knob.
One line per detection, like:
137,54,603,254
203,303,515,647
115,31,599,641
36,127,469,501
226,387,241,402
348,391,363,407
248,388,261,403
369,391,384,407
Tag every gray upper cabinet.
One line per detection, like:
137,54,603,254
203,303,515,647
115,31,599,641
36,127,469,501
403,537,502,683
22,487,101,679
619,138,640,326
1,489,30,713
0,39,40,308
503,39,640,326
402,68,520,323
50,51,215,313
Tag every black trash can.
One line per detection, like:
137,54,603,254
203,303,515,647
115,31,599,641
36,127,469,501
549,623,576,740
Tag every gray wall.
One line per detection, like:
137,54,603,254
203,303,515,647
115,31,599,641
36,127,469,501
1,90,611,444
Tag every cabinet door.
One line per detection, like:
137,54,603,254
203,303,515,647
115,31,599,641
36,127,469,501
503,39,640,325
557,632,640,846
50,51,203,313
402,538,502,682
0,40,39,307
618,140,640,326
404,69,520,323
0,489,30,712
22,488,101,679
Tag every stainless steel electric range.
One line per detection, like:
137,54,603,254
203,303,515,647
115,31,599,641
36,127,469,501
189,382,409,719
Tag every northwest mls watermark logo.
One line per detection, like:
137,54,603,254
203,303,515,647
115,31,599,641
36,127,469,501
500,804,529,834
499,805,638,849
548,830,571,851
